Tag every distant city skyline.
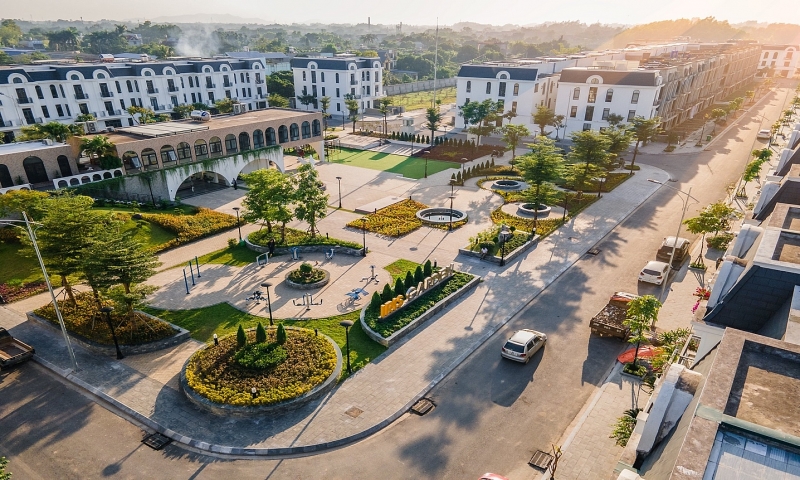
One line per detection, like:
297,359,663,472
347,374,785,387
4,0,800,27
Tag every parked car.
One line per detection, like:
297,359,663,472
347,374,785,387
501,329,547,363
656,236,691,265
757,129,772,140
638,260,671,285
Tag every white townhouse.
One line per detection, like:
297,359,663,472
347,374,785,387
554,62,662,137
759,45,799,78
291,56,384,115
0,58,272,142
454,64,558,132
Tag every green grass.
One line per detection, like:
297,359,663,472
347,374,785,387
144,303,385,377
385,86,457,111
0,243,43,285
120,218,177,250
195,243,255,267
384,259,422,280
327,147,459,179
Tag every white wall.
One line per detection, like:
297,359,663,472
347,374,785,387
293,60,385,114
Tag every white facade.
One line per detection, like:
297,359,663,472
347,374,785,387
291,56,385,114
454,65,558,134
0,58,272,141
759,45,799,78
554,63,662,137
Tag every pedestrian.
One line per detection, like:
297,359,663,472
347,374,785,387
480,246,489,260
268,238,276,258
233,179,238,190
715,256,723,270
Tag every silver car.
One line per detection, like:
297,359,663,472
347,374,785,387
501,329,547,363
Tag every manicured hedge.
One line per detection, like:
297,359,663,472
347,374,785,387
143,207,238,250
249,227,362,250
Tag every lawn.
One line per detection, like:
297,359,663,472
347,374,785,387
144,303,385,378
385,86,457,111
327,147,459,179
0,242,42,285
384,259,422,280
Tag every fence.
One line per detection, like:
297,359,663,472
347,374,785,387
384,77,457,96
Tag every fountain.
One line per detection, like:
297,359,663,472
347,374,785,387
516,203,552,217
416,207,468,225
491,179,524,190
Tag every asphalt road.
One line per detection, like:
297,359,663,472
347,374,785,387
0,85,794,480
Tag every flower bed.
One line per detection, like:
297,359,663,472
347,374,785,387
184,327,337,406
0,280,47,303
347,199,427,237
143,207,238,250
414,143,499,162
287,267,327,284
33,292,175,345
363,272,474,338
249,227,362,250
490,209,565,239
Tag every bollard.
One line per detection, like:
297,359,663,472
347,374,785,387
189,261,195,285
183,269,190,294
195,256,201,277
213,333,219,346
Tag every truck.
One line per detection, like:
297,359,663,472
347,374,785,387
0,327,35,369
589,292,639,339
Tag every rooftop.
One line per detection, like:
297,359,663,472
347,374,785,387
0,140,66,155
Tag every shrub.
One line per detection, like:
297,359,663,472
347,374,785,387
424,260,433,277
346,199,428,237
414,265,424,284
276,323,287,345
405,271,415,290
143,207,237,250
256,322,267,343
249,227,361,250
369,291,383,313
394,277,405,297
234,342,288,370
299,262,313,275
611,408,641,447
707,233,734,251
381,283,394,302
237,324,246,349
227,238,238,248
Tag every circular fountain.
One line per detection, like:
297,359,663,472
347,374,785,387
416,208,468,225
516,203,552,217
491,179,524,190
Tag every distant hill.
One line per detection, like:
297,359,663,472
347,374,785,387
607,18,746,48
741,23,800,45
142,13,272,25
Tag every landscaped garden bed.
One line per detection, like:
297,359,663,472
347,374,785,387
249,227,362,250
415,142,500,162
183,325,338,408
142,207,238,251
285,263,330,289
0,280,47,303
347,199,427,237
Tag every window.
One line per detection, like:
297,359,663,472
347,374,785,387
312,85,317,96
511,101,517,114
573,87,580,100
194,140,208,159
301,121,311,139
141,148,158,166
466,80,471,93
79,103,89,115
627,110,636,121
584,106,594,121
278,125,289,143
582,123,591,131
42,106,50,118
336,103,340,111
189,77,194,88
486,82,492,94
191,93,197,103
224,134,237,153
312,119,321,136
366,85,370,95
534,83,539,93
35,86,44,99
160,145,177,164
601,108,610,120
115,81,121,93
335,73,340,83
763,51,769,58
336,87,340,98
590,78,599,84
50,85,58,98
498,82,506,97
177,142,192,161
322,87,326,96
238,132,251,151
631,90,640,104
321,72,325,82
209,137,223,155
570,105,578,118
588,87,597,103
513,83,519,96
773,52,779,59
605,89,613,102
311,70,316,83
303,71,307,81
290,123,300,141
266,127,276,145
499,73,508,79
55,104,64,117
465,97,470,104
253,130,264,149
787,51,794,60
126,80,133,93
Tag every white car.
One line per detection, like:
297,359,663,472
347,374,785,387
501,329,547,363
639,260,671,285
757,129,771,140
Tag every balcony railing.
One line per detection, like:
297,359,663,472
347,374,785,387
104,109,123,117
350,80,359,85
74,93,89,100
147,88,159,94
257,93,267,99
206,83,216,89
223,83,231,88
17,96,33,104
100,91,114,98
168,86,179,92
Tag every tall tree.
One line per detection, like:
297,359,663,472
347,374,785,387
297,93,316,110
516,136,564,229
459,99,498,147
345,97,360,133
293,164,329,237
268,93,289,108
46,28,80,51
0,20,23,47
601,126,633,166
423,107,442,146
532,105,557,137
378,98,393,139
567,130,611,196
126,105,157,124
607,113,625,127
319,96,332,132
628,116,661,173
241,169,294,242
624,295,661,369
499,123,531,160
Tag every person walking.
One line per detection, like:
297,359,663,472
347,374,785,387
268,238,276,258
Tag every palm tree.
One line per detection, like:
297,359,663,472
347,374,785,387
379,98,393,139
360,33,377,46
18,122,75,142
345,97,360,133
80,135,116,166
423,107,442,147
319,96,331,132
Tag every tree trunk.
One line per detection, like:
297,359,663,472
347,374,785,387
352,120,356,134
633,339,641,368
533,183,540,230
280,222,287,243
123,282,134,320
61,275,77,306
266,220,273,233
629,141,641,175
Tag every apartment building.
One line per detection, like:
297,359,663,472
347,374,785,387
454,64,558,133
759,44,799,78
291,56,384,114
0,58,273,142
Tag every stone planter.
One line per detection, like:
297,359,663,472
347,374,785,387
516,203,552,218
458,233,538,265
284,269,330,290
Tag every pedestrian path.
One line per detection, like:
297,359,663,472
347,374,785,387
0,162,669,455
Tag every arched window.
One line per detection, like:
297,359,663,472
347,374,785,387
57,155,72,177
0,165,13,188
301,121,311,139
225,134,238,153
290,123,300,141
486,82,492,94
160,145,177,164
238,132,251,151
335,73,340,83
590,78,599,84
22,156,48,184
176,142,192,161
278,125,289,143
513,83,519,96
573,87,580,100
605,89,614,102
126,80,133,93
312,119,321,136
466,80,471,93
266,127,277,145
122,151,141,170
631,90,640,104
194,140,208,160
253,129,264,149
141,148,158,167
499,73,508,79
209,136,223,156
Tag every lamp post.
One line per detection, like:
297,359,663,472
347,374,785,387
423,150,429,179
648,180,698,302
448,194,455,231
260,282,274,326
361,218,367,257
336,176,342,209
340,319,353,375
499,224,510,266
100,306,124,360
232,207,242,242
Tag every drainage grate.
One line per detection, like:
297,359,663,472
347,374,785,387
586,247,601,256
345,406,363,418
410,398,435,416
142,432,172,450
529,450,554,470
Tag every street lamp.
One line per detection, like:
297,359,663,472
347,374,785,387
339,319,353,375
100,306,124,360
448,194,455,231
336,176,342,209
232,207,242,243
499,224,511,266
648,179,698,301
260,282,274,326
361,218,367,257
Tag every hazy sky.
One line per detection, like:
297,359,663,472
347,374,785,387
6,0,800,26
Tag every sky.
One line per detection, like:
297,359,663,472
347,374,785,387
6,0,800,26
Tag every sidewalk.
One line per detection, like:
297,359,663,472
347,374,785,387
0,162,669,456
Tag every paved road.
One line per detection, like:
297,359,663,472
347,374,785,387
1,87,792,480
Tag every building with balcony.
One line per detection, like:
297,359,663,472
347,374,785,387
291,56,385,115
0,58,275,142
759,44,799,78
